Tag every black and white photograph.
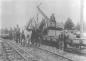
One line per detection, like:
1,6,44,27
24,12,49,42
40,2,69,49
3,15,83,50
0,0,86,61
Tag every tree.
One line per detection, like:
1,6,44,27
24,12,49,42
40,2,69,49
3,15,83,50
64,18,74,30
75,23,80,31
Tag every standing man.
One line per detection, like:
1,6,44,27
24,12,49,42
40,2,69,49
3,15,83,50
64,31,69,50
15,25,20,43
21,30,25,46
59,32,64,50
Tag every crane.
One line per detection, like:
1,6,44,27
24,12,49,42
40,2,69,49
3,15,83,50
24,4,51,46
25,17,37,31
37,4,50,27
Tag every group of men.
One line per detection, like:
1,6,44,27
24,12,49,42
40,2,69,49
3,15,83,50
9,25,26,46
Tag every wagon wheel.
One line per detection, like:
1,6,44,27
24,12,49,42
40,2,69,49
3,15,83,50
31,38,39,47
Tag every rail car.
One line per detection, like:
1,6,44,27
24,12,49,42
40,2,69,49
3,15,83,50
31,29,86,52
0,33,10,39
66,38,86,49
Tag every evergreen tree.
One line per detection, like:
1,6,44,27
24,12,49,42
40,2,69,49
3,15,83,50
64,18,74,30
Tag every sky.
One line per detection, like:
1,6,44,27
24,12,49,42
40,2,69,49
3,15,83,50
0,0,86,29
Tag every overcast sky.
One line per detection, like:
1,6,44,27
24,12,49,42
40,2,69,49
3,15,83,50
1,0,83,29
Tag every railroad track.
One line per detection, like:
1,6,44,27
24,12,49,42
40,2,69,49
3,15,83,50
1,39,40,61
1,38,73,61
31,45,73,61
2,41,26,61
39,47,73,61
36,44,86,61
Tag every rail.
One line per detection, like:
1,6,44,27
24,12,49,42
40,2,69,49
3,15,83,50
33,46,73,61
1,38,73,61
1,38,34,61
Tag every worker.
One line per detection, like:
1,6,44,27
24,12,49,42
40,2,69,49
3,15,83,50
58,32,64,50
21,30,25,46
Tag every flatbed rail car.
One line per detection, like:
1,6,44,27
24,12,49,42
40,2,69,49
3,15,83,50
67,38,86,49
0,34,10,39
